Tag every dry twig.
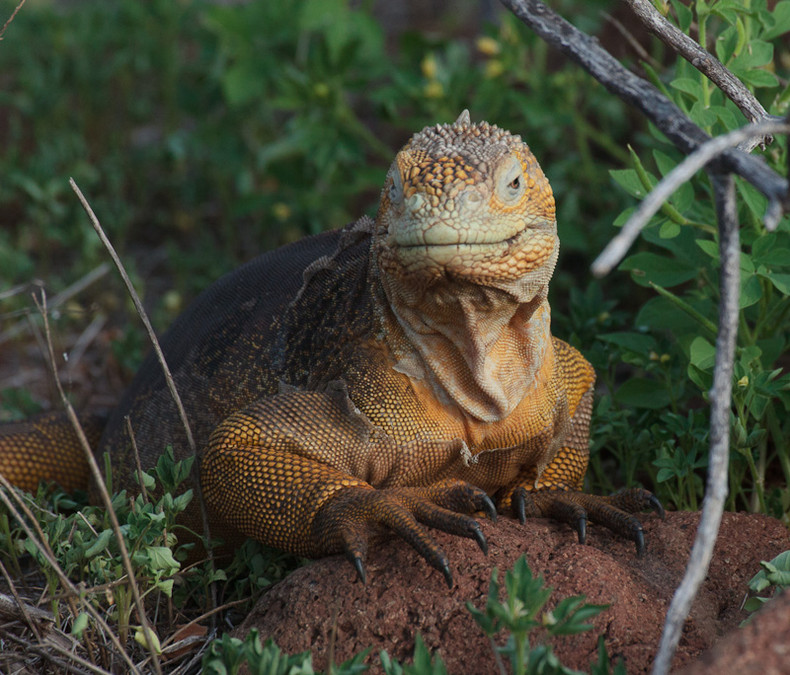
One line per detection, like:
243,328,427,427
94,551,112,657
652,174,740,674
0,473,139,673
499,0,787,207
33,290,163,673
69,178,218,621
0,0,26,41
592,118,790,276
624,0,771,151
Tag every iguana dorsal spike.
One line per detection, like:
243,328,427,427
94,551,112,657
454,109,471,126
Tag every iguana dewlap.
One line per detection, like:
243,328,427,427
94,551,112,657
1,112,662,585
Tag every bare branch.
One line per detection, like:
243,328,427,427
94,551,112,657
0,0,27,41
592,118,790,276
499,0,787,205
652,174,739,675
624,0,770,151
69,179,218,619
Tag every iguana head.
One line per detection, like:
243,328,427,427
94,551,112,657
372,112,560,423
375,110,558,296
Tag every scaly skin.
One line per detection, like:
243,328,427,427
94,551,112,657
0,112,663,585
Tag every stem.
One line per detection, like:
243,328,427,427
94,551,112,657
697,13,712,110
766,403,790,490
514,631,527,675
741,444,766,513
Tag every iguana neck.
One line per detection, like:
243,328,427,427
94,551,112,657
374,264,554,423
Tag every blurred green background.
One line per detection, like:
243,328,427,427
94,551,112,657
1,0,789,519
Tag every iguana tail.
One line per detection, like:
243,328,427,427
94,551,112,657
0,412,106,493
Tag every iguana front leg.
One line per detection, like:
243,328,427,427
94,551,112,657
200,389,494,586
496,389,664,555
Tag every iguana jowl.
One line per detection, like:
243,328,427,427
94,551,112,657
1,112,662,585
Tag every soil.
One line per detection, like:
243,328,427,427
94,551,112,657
234,511,789,674
680,589,790,675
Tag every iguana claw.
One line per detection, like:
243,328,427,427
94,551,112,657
353,556,367,585
507,485,662,555
649,494,666,520
471,522,488,555
575,515,587,546
441,561,453,589
480,494,498,523
634,529,646,557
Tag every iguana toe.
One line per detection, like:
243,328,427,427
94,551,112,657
507,486,662,555
314,483,490,585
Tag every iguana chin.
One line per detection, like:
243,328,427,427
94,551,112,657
1,111,662,586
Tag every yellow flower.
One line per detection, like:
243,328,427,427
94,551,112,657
421,54,438,80
423,80,444,99
272,202,292,222
476,36,501,57
485,60,504,78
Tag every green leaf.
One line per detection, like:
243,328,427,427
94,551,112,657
659,221,681,239
739,68,779,89
743,596,769,612
145,546,180,574
619,252,698,288
71,612,89,639
716,25,739,63
222,63,265,107
731,40,774,69
610,168,650,199
764,272,790,295
748,551,790,592
85,529,114,558
614,378,672,409
689,101,718,127
688,363,713,392
671,0,694,31
598,332,657,354
670,77,702,99
737,179,768,222
696,239,719,260
762,0,790,40
740,274,762,309
689,336,716,371
709,104,740,131
754,247,790,268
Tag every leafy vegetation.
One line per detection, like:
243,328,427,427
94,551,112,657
0,446,298,669
465,556,614,675
744,549,790,620
1,0,790,671
579,0,790,519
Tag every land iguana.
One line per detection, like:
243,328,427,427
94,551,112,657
0,111,663,586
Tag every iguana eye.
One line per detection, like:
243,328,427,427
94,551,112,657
496,157,526,203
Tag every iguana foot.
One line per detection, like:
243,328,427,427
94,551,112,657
312,479,496,587
509,487,664,556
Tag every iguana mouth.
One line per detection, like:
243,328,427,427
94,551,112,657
396,227,528,250
386,221,557,281
393,221,529,249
